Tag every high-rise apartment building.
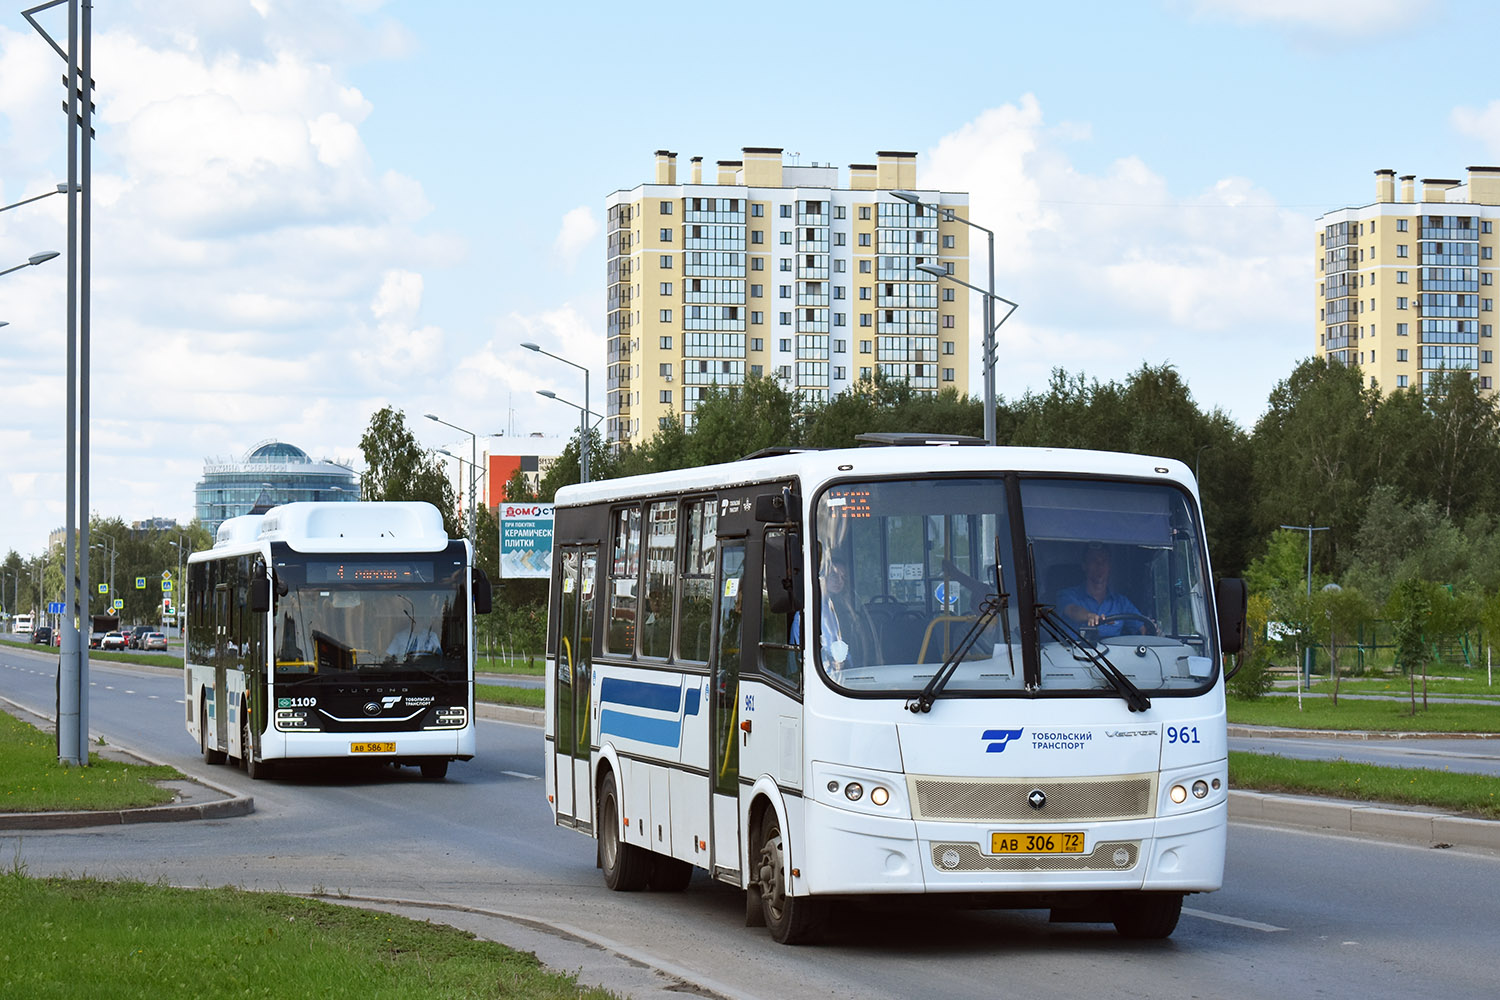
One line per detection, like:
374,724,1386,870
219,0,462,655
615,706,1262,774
1315,167,1500,393
605,148,970,447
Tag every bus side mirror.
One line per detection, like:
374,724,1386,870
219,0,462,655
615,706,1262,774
1215,577,1247,654
249,577,271,614
754,486,802,524
472,568,493,615
763,529,803,615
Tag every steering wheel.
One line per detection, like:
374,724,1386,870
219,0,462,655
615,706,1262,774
1096,613,1157,635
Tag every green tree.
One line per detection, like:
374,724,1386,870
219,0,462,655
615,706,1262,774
1227,591,1277,700
358,406,460,538
1388,577,1432,715
1309,584,1374,706
685,374,799,466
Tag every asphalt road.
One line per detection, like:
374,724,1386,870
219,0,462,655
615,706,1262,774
3,643,1499,999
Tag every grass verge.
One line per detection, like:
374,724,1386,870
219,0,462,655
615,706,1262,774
1230,751,1500,820
1227,697,1500,733
0,875,617,1000
475,684,544,709
0,712,181,812
476,656,544,676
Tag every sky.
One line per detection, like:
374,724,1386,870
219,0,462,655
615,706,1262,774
4,0,1500,559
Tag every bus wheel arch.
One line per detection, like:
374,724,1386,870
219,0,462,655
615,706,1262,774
596,766,649,891
753,798,823,944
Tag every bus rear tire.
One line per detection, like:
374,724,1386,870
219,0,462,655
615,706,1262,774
648,854,693,892
598,771,649,891
201,699,226,765
1111,892,1183,940
756,810,823,944
420,759,449,781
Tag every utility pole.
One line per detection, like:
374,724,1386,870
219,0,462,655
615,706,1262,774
1281,521,1330,695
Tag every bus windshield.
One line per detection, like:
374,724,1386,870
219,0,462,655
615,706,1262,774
271,545,468,684
813,476,1215,697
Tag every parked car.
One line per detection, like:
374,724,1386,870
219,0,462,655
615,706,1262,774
142,632,167,651
99,631,127,650
31,625,53,645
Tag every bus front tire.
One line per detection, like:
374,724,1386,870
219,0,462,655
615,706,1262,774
241,713,271,780
599,771,649,891
756,811,823,944
200,699,226,765
1111,892,1183,939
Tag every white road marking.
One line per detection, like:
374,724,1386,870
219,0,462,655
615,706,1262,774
1182,907,1287,932
502,770,540,780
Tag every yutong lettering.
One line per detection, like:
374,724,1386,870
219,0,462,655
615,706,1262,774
1032,731,1092,750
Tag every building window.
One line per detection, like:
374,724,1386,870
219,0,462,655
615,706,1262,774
751,311,763,325
943,341,955,355
1397,297,1408,309
943,287,955,301
945,262,955,274
749,337,763,351
1397,271,1408,283
858,232,871,247
1485,351,1494,364
660,390,672,404
1485,221,1493,234
942,368,955,382
860,366,872,379
834,286,846,300
834,366,846,379
752,203,764,217
779,285,790,298
1397,244,1408,257
942,235,955,249
1397,349,1408,362
1487,272,1495,284
660,309,673,322
752,230,764,244
660,336,673,349
942,315,955,328
860,314,872,327
779,231,792,245
1486,325,1494,338
859,206,871,220
834,313,846,327
859,286,871,300
659,416,671,429
660,228,673,242
660,282,673,295
660,201,673,215
859,260,872,273
751,364,763,376
833,339,847,353
1397,218,1408,232
835,259,847,273
751,284,763,297
1487,299,1494,312
835,232,847,246
1397,374,1409,388
659,363,672,376
780,259,792,272
1396,323,1408,336
859,340,871,353
780,205,792,218
835,206,847,219
1485,377,1495,389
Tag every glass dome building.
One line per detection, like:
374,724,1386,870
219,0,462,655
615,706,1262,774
194,440,361,534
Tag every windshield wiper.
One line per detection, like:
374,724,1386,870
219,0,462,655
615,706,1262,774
908,593,1005,714
1033,605,1151,713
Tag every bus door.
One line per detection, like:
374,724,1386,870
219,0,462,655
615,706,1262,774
213,575,231,752
553,545,597,829
710,539,747,879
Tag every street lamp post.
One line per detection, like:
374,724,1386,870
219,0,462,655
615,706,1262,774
894,191,1013,447
169,536,188,634
425,413,479,549
92,534,116,613
1281,522,1330,690
536,391,605,485
521,342,592,483
0,182,72,214
0,250,61,277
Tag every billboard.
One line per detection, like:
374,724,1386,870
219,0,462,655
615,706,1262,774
498,503,554,579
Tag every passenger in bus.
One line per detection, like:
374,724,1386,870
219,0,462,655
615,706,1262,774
817,559,878,675
1057,543,1154,638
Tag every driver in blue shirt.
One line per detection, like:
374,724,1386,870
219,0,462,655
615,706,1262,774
1057,542,1154,638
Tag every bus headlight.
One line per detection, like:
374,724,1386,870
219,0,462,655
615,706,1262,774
845,782,864,801
434,706,468,728
869,786,890,807
275,708,318,731
1169,784,1188,804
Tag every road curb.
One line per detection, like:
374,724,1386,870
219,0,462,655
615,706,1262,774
0,694,254,832
475,701,544,727
1228,790,1500,851
1229,724,1500,741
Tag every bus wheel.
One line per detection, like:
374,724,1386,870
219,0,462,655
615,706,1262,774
648,855,693,892
598,771,649,891
201,699,226,765
756,811,823,944
419,759,449,781
1111,893,1183,939
241,712,271,780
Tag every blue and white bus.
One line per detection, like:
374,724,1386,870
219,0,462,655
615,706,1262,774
185,502,490,780
544,437,1246,943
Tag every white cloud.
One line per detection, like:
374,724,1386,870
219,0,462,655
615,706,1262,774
553,206,601,269
1184,0,1432,36
920,97,1310,421
1452,100,1500,161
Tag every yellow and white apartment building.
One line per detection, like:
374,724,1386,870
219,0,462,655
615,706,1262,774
605,148,971,447
1316,167,1500,393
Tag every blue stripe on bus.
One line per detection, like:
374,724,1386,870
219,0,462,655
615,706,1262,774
684,687,700,716
599,709,681,747
600,677,682,712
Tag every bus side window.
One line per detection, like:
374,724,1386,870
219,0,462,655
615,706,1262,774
677,498,717,663
605,507,640,656
640,501,676,659
758,528,801,690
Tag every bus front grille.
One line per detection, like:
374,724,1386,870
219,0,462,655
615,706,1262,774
929,840,1140,873
909,774,1156,822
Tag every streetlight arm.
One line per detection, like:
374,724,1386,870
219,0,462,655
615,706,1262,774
0,184,70,214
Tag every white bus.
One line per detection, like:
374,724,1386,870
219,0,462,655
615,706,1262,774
544,437,1246,943
14,613,34,634
185,502,491,780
